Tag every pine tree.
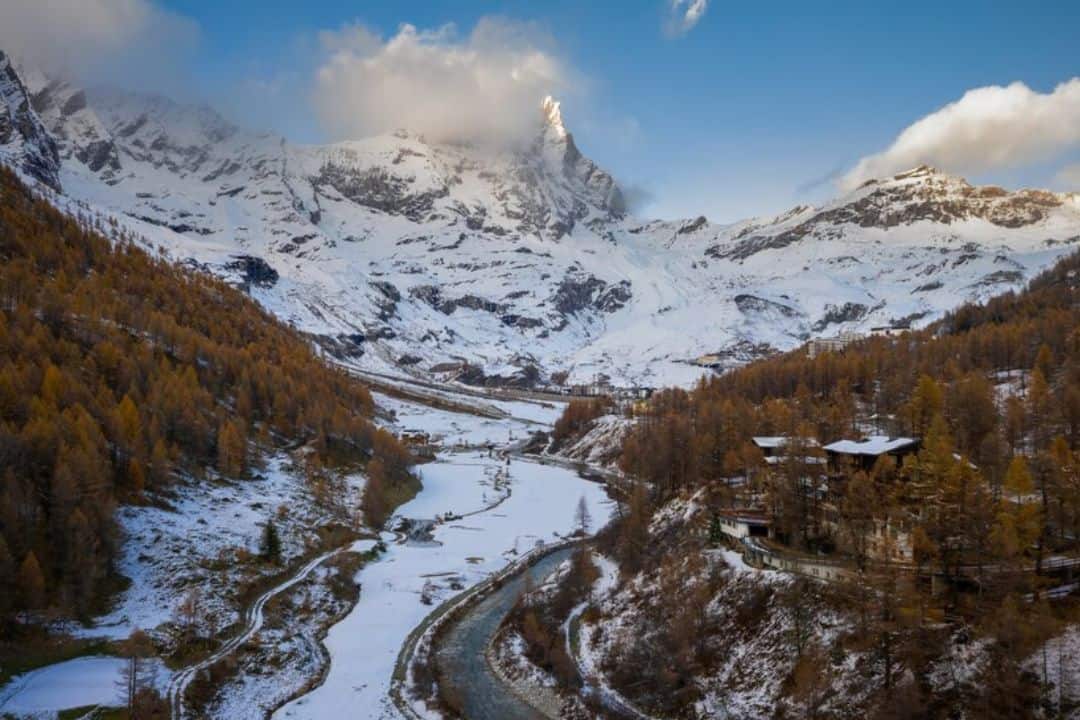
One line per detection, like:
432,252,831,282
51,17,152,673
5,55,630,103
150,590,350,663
17,551,46,610
217,420,246,476
114,395,142,460
0,534,14,617
708,513,724,546
839,471,879,570
66,507,97,616
908,375,944,436
1004,455,1034,502
361,457,389,528
149,438,171,487
127,458,146,496
260,519,282,563
992,456,1042,565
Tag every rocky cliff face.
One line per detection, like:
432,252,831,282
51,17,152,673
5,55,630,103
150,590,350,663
2,57,1079,387
0,51,60,191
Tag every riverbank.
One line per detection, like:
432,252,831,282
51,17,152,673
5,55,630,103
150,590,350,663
274,449,613,720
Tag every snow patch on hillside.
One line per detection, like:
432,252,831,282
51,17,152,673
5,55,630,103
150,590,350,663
73,454,365,645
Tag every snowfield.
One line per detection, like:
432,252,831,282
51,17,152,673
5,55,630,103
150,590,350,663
275,451,613,720
0,656,169,717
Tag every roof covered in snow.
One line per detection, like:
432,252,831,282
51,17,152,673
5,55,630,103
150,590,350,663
823,436,919,456
752,436,821,449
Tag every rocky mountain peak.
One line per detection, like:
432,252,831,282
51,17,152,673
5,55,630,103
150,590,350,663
0,50,61,191
862,163,941,186
844,165,1066,228
25,73,121,177
541,95,568,140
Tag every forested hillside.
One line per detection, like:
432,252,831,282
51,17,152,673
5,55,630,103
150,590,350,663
620,249,1080,541
543,251,1080,718
0,167,414,624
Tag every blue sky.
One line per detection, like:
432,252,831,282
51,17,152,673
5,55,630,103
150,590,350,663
9,0,1080,221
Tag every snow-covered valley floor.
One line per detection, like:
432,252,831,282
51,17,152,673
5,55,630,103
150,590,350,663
276,397,614,720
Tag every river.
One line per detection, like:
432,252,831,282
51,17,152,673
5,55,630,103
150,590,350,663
275,394,613,720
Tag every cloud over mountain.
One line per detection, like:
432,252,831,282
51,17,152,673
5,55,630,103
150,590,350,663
842,78,1080,190
312,18,572,148
0,0,197,88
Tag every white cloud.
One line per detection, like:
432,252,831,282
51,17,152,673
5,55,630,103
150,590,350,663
665,0,708,37
842,78,1080,190
0,0,198,90
312,18,572,148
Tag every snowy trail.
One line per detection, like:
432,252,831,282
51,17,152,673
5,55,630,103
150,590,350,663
167,547,346,720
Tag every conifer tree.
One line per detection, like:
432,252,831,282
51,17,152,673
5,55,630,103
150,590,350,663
217,420,246,476
992,456,1042,563
18,551,46,610
708,513,724,546
260,519,282,563
908,375,944,436
0,535,14,616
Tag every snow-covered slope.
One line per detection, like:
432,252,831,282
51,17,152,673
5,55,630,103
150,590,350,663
5,56,1080,387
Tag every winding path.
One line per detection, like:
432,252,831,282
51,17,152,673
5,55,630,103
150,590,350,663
166,548,345,720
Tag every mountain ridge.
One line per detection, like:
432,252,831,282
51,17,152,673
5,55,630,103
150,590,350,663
2,54,1079,387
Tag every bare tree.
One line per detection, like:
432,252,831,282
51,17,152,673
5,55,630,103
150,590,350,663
174,587,204,646
574,495,592,536
117,628,156,718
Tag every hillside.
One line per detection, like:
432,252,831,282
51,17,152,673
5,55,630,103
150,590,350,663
0,164,415,632
535,251,1080,719
2,52,1080,388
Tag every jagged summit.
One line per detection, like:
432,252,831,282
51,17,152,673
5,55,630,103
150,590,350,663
893,163,939,179
541,95,567,139
1,55,1079,388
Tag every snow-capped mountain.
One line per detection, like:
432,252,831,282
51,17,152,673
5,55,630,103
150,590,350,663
4,51,1080,387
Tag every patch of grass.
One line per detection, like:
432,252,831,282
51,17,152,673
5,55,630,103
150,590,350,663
162,633,226,671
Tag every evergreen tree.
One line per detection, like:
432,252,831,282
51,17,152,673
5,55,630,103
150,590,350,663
260,519,282,563
0,534,14,617
708,513,724,546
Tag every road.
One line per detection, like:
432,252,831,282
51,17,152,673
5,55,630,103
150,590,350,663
434,548,575,720
166,547,346,720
